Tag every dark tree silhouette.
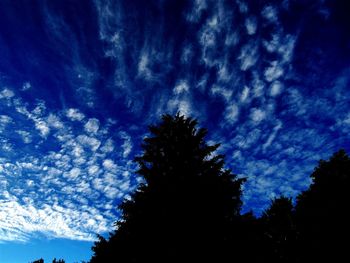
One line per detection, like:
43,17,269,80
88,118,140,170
261,196,297,263
31,258,65,263
90,114,245,262
52,259,65,263
295,150,350,262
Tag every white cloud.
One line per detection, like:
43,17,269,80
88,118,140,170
210,85,232,101
0,115,12,130
32,101,46,116
284,88,307,116
245,16,257,35
88,165,100,176
234,129,261,149
181,45,193,63
250,108,266,123
187,0,207,22
174,80,190,94
343,113,350,125
66,108,85,121
225,104,239,124
240,86,250,102
47,114,64,129
77,135,101,151
22,82,32,91
119,132,132,158
239,42,258,71
264,61,284,82
199,27,216,48
84,118,100,134
100,138,114,153
251,73,265,97
198,16,221,67
167,97,192,117
236,0,248,13
262,121,283,151
71,144,84,158
0,88,15,99
137,52,153,80
270,81,283,96
217,64,231,83
35,120,50,138
263,33,280,53
0,200,109,242
225,32,239,47
16,130,32,144
102,159,117,172
104,185,120,199
68,167,81,179
261,5,279,24
196,74,208,92
280,35,297,63
177,100,192,116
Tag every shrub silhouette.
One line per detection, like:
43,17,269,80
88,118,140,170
90,114,245,262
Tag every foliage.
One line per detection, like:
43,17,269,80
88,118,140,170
30,259,65,263
295,149,350,262
88,115,350,262
261,196,297,262
90,114,245,262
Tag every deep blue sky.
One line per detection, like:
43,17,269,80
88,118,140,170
0,0,349,262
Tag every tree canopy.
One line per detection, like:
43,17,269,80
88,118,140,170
88,115,350,263
90,114,245,262
295,150,350,262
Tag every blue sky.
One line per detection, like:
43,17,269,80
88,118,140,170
0,0,349,262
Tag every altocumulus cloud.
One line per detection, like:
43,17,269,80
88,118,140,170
0,0,350,243
0,88,140,242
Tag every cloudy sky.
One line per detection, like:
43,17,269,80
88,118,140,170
0,0,349,262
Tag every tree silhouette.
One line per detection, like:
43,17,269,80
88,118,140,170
295,150,350,262
90,114,245,262
52,259,65,263
261,196,297,263
30,259,65,263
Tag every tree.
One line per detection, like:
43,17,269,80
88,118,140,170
90,114,245,262
295,150,350,262
31,258,65,263
52,259,65,263
261,196,297,263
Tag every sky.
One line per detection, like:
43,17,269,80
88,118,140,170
0,0,349,262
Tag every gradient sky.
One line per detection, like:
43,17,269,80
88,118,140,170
0,0,349,262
